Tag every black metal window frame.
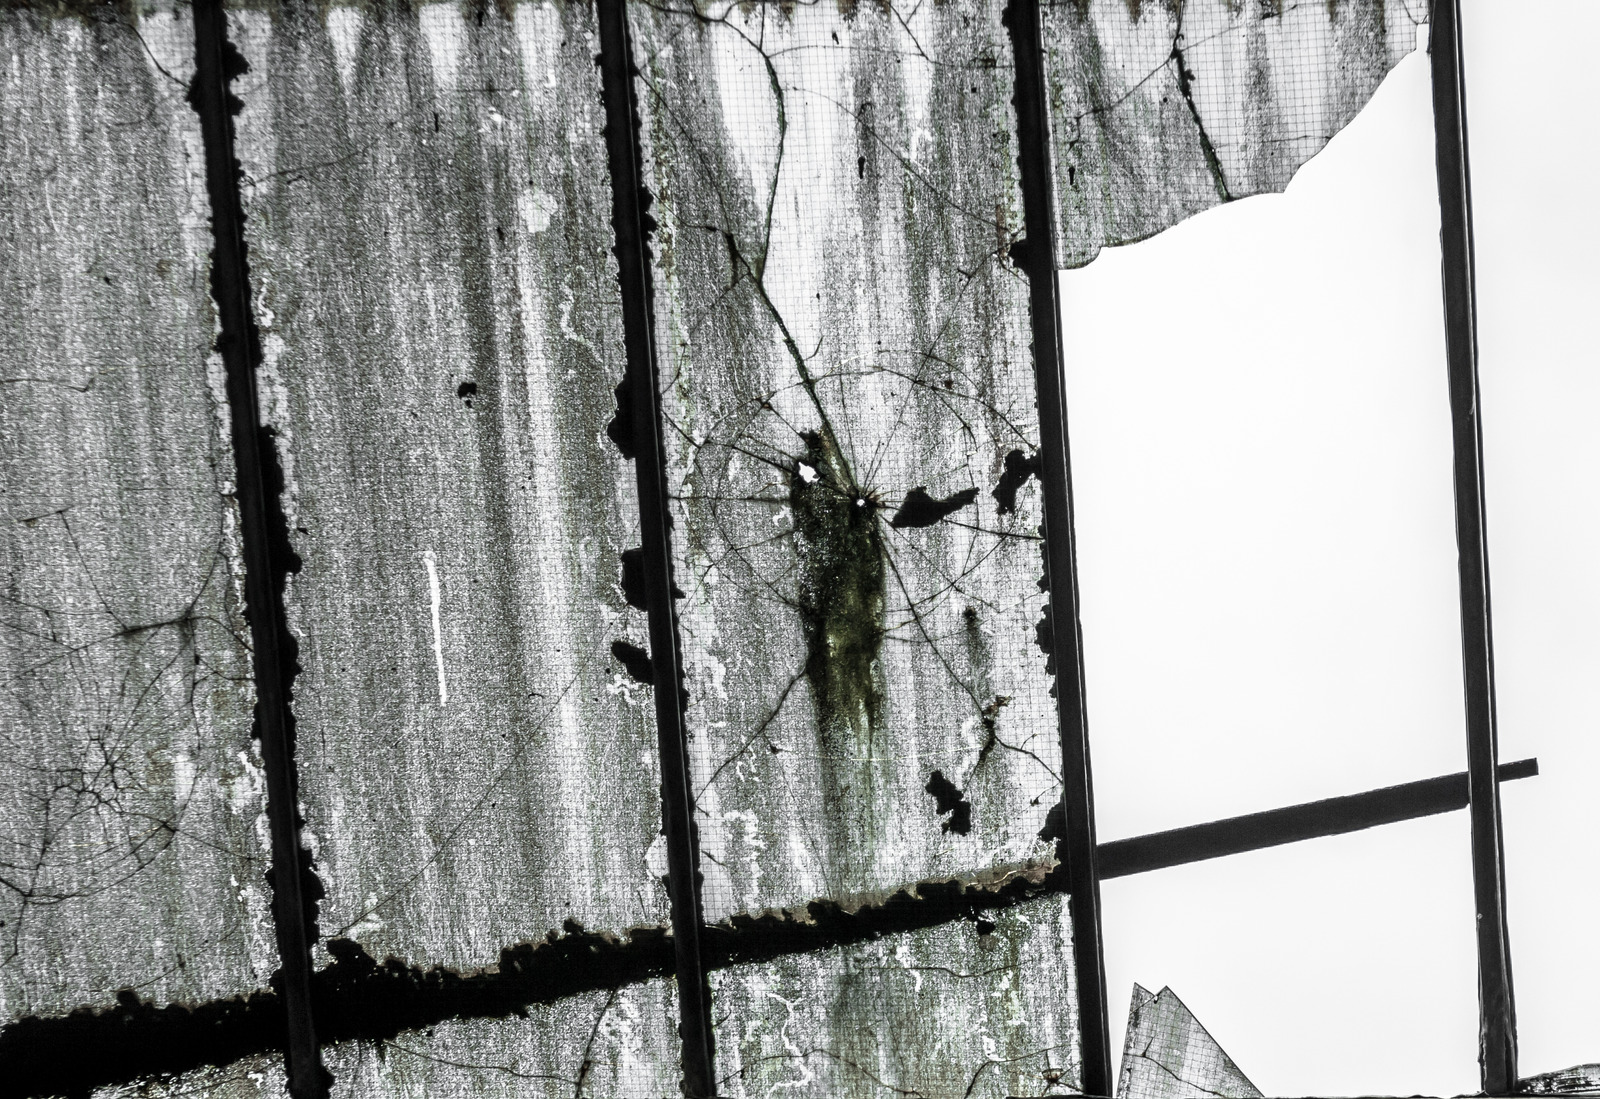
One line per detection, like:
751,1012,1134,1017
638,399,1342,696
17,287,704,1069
0,1,1521,1097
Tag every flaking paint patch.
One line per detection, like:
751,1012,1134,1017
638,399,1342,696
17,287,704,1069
1042,0,1418,266
320,978,681,1099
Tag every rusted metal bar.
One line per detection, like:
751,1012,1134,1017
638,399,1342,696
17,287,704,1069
1428,1,1517,1091
1100,758,1538,880
1003,0,1112,1091
594,1,716,1094
189,3,326,1096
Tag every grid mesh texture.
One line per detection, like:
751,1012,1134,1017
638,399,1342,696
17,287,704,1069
0,0,275,1023
228,0,668,976
1118,984,1263,1099
1044,0,1424,267
634,0,1061,926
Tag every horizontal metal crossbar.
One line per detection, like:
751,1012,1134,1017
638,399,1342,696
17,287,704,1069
1099,758,1538,880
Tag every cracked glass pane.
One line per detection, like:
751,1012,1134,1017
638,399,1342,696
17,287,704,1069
632,0,1060,927
1043,0,1422,269
322,980,680,1099
1117,984,1260,1099
225,0,667,977
0,1,277,1022
712,896,1078,1099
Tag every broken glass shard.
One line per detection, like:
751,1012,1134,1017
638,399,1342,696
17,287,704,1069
1118,984,1261,1099
1042,0,1422,268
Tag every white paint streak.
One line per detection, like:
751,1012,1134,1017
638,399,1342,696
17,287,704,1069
326,7,365,92
423,548,449,705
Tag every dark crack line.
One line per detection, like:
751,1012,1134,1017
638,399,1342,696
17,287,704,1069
1170,25,1232,203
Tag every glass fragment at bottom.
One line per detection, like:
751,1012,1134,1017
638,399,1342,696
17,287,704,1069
711,898,1077,1098
1520,1065,1600,1096
1117,985,1261,1099
92,1055,287,1099
324,981,680,1099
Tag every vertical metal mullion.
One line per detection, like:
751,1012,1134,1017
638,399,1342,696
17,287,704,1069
190,2,326,1096
1428,0,1517,1092
1004,0,1112,1092
594,1,717,1095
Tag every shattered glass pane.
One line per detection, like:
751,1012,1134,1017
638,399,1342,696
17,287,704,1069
225,0,666,974
632,0,1060,924
1117,984,1260,1099
712,895,1078,1099
1043,0,1422,268
0,2,276,1020
322,981,680,1099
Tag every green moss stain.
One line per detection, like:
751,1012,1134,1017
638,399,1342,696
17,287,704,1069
789,429,886,751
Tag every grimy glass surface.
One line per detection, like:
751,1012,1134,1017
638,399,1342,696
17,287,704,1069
1043,0,1420,268
711,898,1079,1098
322,980,681,1099
0,0,1479,1093
226,0,666,973
0,2,276,1021
632,0,1060,923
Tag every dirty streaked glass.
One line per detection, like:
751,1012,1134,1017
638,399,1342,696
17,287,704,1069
226,0,666,976
713,899,1078,1098
0,1,275,1021
321,980,681,1099
634,0,1059,923
1044,0,1422,268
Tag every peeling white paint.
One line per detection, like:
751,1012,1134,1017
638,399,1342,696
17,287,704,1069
419,3,464,94
423,548,449,706
326,6,365,93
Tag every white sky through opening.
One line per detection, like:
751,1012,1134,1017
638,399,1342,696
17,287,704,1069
1057,3,1597,1093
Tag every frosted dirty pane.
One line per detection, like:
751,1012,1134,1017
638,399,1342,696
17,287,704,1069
0,2,276,1020
93,1055,289,1099
227,0,665,972
1042,0,1421,268
712,896,1078,1099
633,0,1059,922
323,982,680,1099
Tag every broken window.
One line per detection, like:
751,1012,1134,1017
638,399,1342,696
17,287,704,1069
0,0,1568,1096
